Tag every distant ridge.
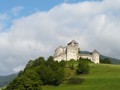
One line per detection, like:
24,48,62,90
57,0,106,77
100,55,120,64
0,73,18,87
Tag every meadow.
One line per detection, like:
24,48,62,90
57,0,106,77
43,64,120,90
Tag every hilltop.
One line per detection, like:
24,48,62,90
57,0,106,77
3,57,91,90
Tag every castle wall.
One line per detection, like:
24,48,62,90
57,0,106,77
54,53,66,62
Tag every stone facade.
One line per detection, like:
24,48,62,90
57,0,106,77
54,40,100,64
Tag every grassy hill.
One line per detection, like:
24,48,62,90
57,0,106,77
3,56,120,90
42,64,120,90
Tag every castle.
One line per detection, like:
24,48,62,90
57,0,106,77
54,40,100,64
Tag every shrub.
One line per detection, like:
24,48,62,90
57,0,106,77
76,59,90,75
70,64,74,70
4,76,41,90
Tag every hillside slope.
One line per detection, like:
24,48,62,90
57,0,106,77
0,73,18,87
3,56,120,90
43,64,120,90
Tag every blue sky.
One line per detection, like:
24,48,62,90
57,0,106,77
0,0,62,13
0,0,101,14
0,0,87,30
0,0,120,75
0,0,81,13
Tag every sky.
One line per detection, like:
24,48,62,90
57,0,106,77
0,0,120,75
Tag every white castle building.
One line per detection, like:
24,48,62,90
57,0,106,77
54,40,100,64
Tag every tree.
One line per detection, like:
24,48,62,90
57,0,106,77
36,65,54,85
59,60,66,67
4,76,41,90
34,57,45,66
76,59,90,75
53,68,65,85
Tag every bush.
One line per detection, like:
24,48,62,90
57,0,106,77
59,60,66,67
4,76,41,90
70,64,74,70
76,59,90,75
68,77,84,84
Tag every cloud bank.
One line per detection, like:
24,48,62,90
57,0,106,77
0,0,120,75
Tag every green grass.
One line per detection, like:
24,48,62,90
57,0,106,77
42,64,120,90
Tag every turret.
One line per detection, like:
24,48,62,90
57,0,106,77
92,49,100,64
54,46,64,57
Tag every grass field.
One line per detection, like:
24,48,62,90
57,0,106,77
42,64,120,90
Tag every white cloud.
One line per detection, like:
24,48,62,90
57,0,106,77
13,65,25,72
0,0,120,75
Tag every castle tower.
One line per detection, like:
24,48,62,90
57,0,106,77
92,49,100,64
66,40,79,60
54,46,64,57
54,46,66,62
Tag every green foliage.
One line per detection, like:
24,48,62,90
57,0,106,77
67,59,76,70
53,68,65,85
76,58,90,74
4,56,94,90
69,64,74,70
36,65,54,85
68,77,84,84
100,58,112,64
4,56,65,90
24,69,41,82
4,76,41,90
79,57,93,63
59,60,66,68
32,57,46,67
